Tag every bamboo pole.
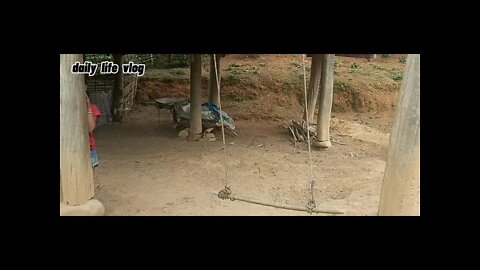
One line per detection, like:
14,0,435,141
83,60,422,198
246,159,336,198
214,192,344,215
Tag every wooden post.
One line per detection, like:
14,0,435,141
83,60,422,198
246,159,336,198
378,54,420,216
304,54,323,122
208,54,221,106
60,54,95,205
314,54,335,148
189,54,203,141
111,54,124,122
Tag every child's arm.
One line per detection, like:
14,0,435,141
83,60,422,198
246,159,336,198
86,97,96,133
87,108,96,133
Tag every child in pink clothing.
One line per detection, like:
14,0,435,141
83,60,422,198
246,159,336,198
86,94,101,168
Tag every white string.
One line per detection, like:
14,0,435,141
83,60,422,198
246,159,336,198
213,54,228,187
302,54,314,181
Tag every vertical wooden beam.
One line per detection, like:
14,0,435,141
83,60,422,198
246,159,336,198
378,54,420,216
112,54,124,122
304,54,323,122
189,54,203,140
60,54,95,205
208,54,221,106
314,54,335,148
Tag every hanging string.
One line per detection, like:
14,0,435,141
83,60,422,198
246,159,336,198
213,54,229,188
301,54,316,207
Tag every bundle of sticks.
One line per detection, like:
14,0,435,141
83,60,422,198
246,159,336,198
283,120,317,145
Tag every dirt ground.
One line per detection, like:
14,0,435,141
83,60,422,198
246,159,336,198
93,105,394,216
92,54,404,216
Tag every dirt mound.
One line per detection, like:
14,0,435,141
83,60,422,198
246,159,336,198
332,86,399,113
135,54,405,119
136,80,189,102
136,77,209,103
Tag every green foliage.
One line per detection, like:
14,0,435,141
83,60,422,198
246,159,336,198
373,64,386,70
167,54,190,68
334,81,349,92
290,59,302,68
393,72,404,81
84,54,112,63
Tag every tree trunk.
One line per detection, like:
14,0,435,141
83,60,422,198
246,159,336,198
315,54,335,147
111,54,124,122
378,54,420,216
208,54,221,106
60,54,95,205
189,54,203,140
304,54,323,122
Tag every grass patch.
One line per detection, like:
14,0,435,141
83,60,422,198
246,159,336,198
393,73,404,81
334,80,351,92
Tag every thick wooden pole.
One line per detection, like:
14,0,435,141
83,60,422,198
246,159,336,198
314,54,335,148
112,54,124,122
60,54,94,205
208,54,221,106
304,54,323,122
189,54,203,141
378,54,420,216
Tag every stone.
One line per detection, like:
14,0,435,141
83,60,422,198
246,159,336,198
178,129,189,138
313,140,332,148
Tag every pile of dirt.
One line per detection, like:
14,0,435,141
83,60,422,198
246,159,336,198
136,80,190,102
136,77,209,103
135,54,406,120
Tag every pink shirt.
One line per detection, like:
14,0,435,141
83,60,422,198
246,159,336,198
89,104,101,150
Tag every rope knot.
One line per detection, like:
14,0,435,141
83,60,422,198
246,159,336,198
218,186,232,200
306,199,316,214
